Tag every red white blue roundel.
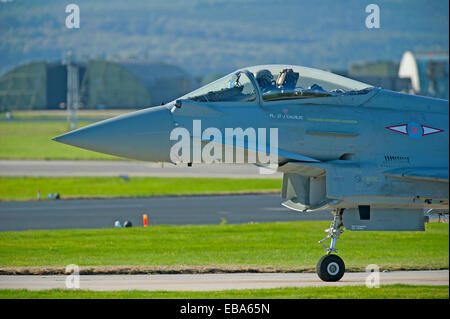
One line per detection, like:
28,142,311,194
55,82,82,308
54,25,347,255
386,123,444,139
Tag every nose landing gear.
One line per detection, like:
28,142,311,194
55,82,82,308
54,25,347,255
317,209,345,282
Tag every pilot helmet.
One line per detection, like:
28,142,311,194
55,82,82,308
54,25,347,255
256,69,273,89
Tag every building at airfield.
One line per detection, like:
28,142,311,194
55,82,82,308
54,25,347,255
346,51,449,99
398,51,449,100
0,60,198,111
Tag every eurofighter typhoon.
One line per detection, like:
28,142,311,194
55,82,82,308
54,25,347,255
54,65,449,281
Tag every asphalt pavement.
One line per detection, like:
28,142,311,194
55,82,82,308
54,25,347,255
0,194,331,231
0,271,447,290
0,160,282,178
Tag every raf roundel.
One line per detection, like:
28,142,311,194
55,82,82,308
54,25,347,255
386,123,444,139
407,122,423,139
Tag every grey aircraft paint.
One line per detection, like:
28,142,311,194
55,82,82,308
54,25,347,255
54,64,449,281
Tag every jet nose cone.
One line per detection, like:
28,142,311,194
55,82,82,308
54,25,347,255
53,106,173,161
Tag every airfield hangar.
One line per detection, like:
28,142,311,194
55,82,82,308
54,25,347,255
346,51,449,100
0,60,198,111
348,60,413,93
398,51,449,100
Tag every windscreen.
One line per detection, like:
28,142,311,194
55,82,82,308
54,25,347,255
248,65,373,102
181,71,256,102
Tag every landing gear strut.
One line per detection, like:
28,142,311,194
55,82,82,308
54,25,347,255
317,209,345,282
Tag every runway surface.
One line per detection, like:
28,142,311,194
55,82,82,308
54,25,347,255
0,194,331,231
0,160,282,178
0,271,447,291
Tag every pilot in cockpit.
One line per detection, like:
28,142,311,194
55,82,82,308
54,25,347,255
255,69,276,93
276,69,299,91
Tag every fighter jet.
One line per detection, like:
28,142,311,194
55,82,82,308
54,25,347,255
54,65,449,282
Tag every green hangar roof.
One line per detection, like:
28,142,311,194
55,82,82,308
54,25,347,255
0,60,198,111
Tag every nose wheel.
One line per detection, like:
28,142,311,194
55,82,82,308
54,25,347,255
316,254,345,282
317,209,345,282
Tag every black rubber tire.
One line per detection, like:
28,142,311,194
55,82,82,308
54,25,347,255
316,254,345,282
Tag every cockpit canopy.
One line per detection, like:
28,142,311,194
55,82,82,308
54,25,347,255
181,65,373,103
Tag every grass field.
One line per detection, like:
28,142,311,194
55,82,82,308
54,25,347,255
0,222,447,270
0,121,121,160
0,285,448,299
0,176,281,201
0,110,131,120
